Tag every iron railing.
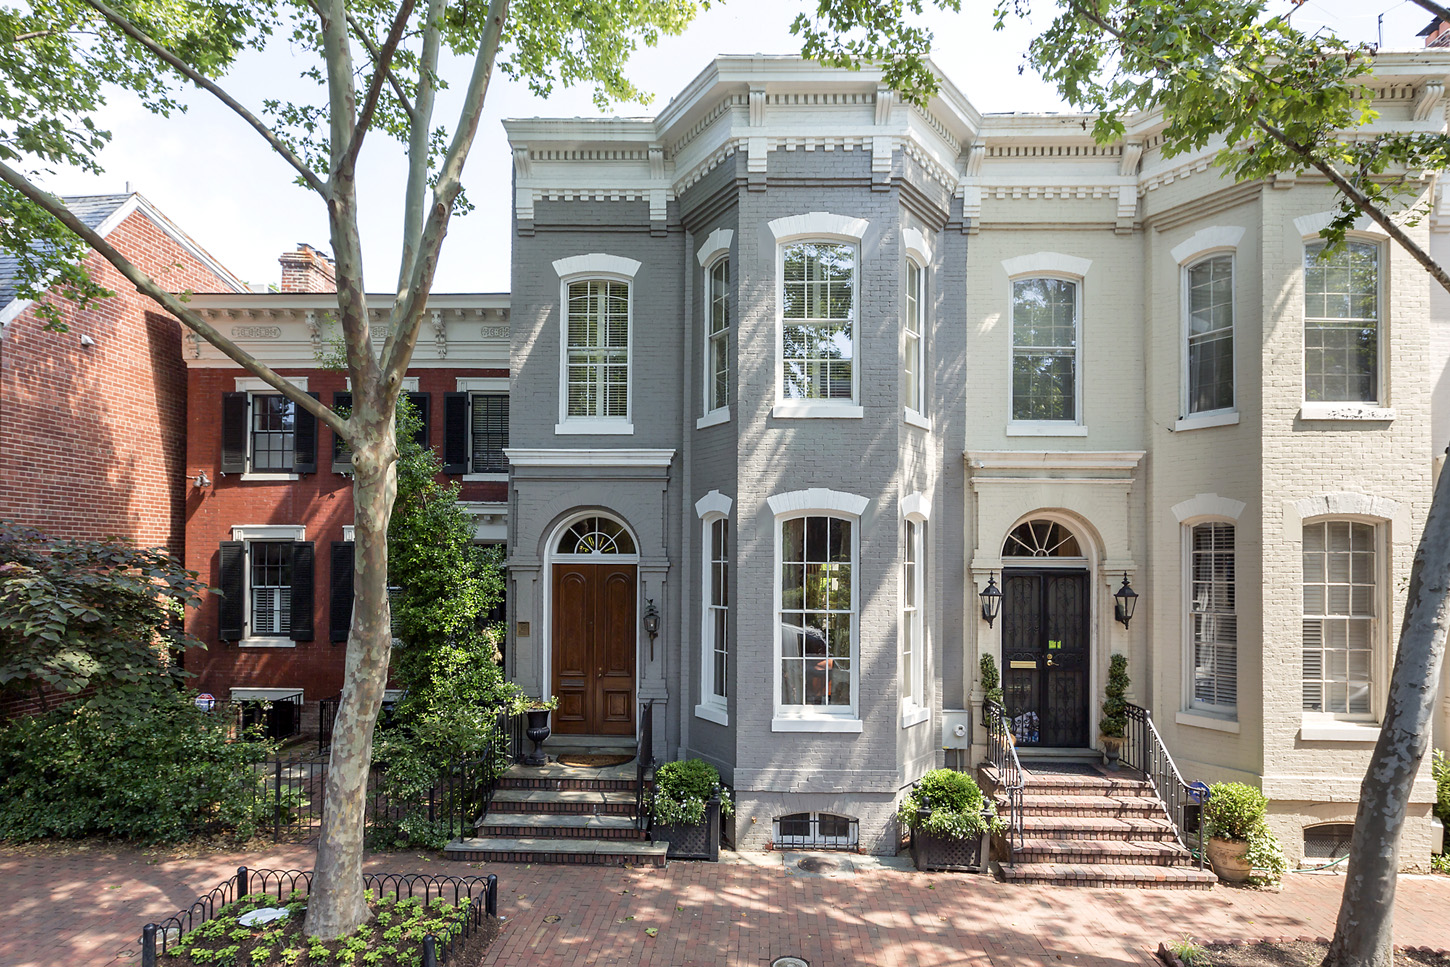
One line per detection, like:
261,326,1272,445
983,699,1025,851
318,694,339,755
636,700,655,830
138,866,498,967
219,692,304,744
1122,702,1206,869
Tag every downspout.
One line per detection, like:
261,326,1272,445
679,228,694,763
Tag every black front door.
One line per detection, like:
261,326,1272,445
1001,569,1090,747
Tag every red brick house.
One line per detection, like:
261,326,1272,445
180,248,510,721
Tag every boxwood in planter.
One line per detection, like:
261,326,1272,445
647,759,733,861
899,769,1001,873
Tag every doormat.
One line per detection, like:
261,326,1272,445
555,754,634,768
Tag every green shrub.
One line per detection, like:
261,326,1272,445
1203,781,1268,842
979,654,1003,708
0,691,273,842
649,758,733,826
1246,823,1287,885
897,768,1001,841
1434,750,1450,854
1099,653,1130,738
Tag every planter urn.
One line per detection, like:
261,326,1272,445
524,708,552,766
909,808,992,873
1206,836,1252,883
1100,734,1125,771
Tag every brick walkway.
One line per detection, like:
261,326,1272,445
4,844,1450,967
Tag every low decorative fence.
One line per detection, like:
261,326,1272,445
139,866,498,967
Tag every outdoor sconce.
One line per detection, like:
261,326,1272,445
643,599,660,659
1114,573,1139,629
192,470,211,489
978,574,1002,628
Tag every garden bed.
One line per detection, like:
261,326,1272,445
1158,939,1450,967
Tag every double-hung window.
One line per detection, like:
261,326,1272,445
695,490,733,725
900,518,927,724
221,378,317,478
553,253,640,434
442,381,509,477
1188,521,1236,713
1186,255,1235,415
1010,277,1079,423
1302,520,1378,718
1304,240,1380,404
904,260,925,419
781,242,856,402
219,526,314,646
706,257,731,417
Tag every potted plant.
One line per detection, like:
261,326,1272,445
979,654,1004,726
1099,653,1129,769
522,696,558,766
647,758,733,860
899,768,1002,872
1202,781,1268,883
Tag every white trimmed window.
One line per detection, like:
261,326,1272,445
566,279,630,418
1185,255,1235,415
219,525,312,647
781,241,857,403
1188,521,1236,713
706,518,729,698
901,518,925,718
1304,240,1380,403
1010,277,1080,422
250,542,293,635
904,259,925,418
1302,520,1378,718
706,257,731,415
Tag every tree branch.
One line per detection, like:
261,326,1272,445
397,0,446,288
343,0,417,172
1409,0,1450,28
77,0,329,198
346,12,415,117
0,162,348,438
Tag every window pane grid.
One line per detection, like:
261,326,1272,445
780,515,853,708
566,280,629,418
709,259,730,411
782,243,855,400
1302,521,1375,715
250,542,292,635
905,261,923,413
708,518,729,700
1011,278,1077,421
470,394,509,473
1187,256,1234,414
1190,522,1236,710
251,395,295,471
1304,241,1378,403
902,520,922,706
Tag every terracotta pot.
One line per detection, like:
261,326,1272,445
1206,836,1252,883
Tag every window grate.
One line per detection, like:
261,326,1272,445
773,812,859,851
1304,823,1354,860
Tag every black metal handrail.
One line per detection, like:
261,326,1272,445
983,699,1025,851
635,700,655,831
1122,702,1206,869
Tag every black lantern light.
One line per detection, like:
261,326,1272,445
1113,573,1139,628
643,599,660,639
979,574,1003,628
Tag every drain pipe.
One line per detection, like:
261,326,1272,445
678,227,694,764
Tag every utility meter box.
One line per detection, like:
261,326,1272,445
940,709,972,749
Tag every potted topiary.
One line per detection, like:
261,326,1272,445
648,758,734,860
522,696,558,766
1099,653,1129,769
1202,781,1268,883
899,768,1002,872
979,654,1004,726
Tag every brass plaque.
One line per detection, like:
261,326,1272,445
516,621,531,637
1009,660,1037,669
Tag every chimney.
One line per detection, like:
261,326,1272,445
278,243,336,293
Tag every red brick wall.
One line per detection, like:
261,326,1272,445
183,366,508,702
0,208,238,558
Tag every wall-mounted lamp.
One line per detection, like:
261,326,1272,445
643,599,660,660
192,470,211,489
79,334,97,348
979,574,1002,628
1114,573,1139,629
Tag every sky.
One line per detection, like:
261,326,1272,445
44,0,1437,293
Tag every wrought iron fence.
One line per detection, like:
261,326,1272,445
138,866,498,967
216,692,304,744
983,699,1025,851
636,700,655,831
1122,702,1206,869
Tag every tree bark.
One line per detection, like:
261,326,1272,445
1323,461,1450,967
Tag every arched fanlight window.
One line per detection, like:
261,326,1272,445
1002,519,1082,558
557,515,637,555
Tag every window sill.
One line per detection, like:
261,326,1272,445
462,473,508,482
554,420,634,436
694,703,729,726
1175,710,1240,734
1300,719,1381,742
901,705,930,729
1174,411,1240,433
772,401,864,420
696,407,731,430
903,409,932,432
240,472,300,482
238,637,296,649
1298,403,1395,422
1005,422,1088,437
772,715,863,733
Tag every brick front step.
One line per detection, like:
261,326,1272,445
1019,777,1156,797
998,861,1217,889
476,813,646,841
1012,838,1195,866
1018,815,1179,841
444,836,668,868
487,788,637,816
1005,795,1166,818
498,776,639,794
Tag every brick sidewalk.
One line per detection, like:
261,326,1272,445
4,844,1450,967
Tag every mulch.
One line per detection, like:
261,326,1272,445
1159,939,1450,967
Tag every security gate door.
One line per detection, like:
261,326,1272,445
1001,569,1089,747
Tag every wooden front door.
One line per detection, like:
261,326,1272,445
551,563,637,735
1001,569,1090,747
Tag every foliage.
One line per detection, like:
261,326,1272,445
1167,937,1210,967
0,690,273,843
1099,652,1129,739
1203,782,1269,843
165,889,479,966
979,653,1002,708
1246,822,1287,886
649,758,733,827
1434,749,1450,853
0,522,208,716
897,768,1002,841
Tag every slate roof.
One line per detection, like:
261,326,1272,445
0,194,134,308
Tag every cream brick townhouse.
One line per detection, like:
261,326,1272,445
497,51,1450,867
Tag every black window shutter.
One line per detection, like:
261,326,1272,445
330,541,355,643
442,392,469,474
290,541,315,641
407,392,431,451
220,393,248,474
332,392,353,474
218,541,245,641
293,392,319,475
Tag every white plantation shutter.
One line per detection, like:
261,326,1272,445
1189,522,1236,711
567,280,629,418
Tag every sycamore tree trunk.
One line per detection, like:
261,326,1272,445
1324,459,1450,967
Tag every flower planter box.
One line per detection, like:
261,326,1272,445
909,808,991,873
650,795,720,861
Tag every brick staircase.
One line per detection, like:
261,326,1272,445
981,760,1217,890
444,759,668,867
